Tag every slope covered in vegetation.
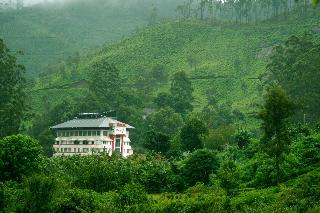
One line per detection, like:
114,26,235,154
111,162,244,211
30,11,320,120
0,0,183,76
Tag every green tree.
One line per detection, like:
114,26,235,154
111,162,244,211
258,86,296,184
180,117,208,151
89,59,122,109
170,71,194,115
0,39,25,138
265,35,320,120
148,107,184,137
182,149,219,186
313,0,320,6
143,131,170,154
116,183,148,208
235,129,251,149
0,135,43,181
23,174,57,213
154,92,174,109
216,160,241,195
150,64,168,84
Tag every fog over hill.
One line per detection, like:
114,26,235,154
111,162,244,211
0,0,182,76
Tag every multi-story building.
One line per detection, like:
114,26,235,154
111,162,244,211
51,113,134,158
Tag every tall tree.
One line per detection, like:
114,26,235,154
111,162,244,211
143,131,170,154
258,85,296,184
89,59,122,110
0,39,25,138
148,107,184,137
182,149,219,186
170,71,194,115
265,34,320,120
180,117,208,151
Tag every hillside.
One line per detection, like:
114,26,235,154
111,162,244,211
29,12,320,126
0,0,183,76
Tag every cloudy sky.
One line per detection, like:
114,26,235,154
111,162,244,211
0,0,59,6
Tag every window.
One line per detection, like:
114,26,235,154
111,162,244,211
64,148,68,152
75,131,79,136
83,148,89,153
74,140,80,145
88,131,92,136
92,131,96,136
83,131,88,136
127,149,130,154
97,131,101,136
83,141,89,145
115,139,121,153
91,141,94,145
79,131,82,136
103,131,108,136
115,139,121,147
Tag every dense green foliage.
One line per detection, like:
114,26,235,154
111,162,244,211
265,34,320,120
0,135,43,181
258,86,296,183
0,39,25,137
0,126,320,212
0,0,183,76
1,1,320,212
143,131,170,154
180,117,208,151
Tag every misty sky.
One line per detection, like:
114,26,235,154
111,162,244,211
1,0,58,6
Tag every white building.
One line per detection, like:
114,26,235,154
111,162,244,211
51,113,134,158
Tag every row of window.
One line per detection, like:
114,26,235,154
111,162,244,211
55,141,114,145
57,130,109,137
55,148,131,154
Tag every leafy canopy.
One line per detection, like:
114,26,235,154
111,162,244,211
0,135,43,181
0,39,25,137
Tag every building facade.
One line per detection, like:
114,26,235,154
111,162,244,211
51,113,134,158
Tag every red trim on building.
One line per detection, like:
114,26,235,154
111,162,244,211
110,135,115,151
121,135,124,154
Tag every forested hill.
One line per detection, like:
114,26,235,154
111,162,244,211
0,0,183,76
30,9,320,123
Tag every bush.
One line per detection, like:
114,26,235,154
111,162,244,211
52,188,99,212
301,134,320,165
216,160,242,195
158,184,228,212
115,183,148,208
204,127,235,151
131,155,175,193
0,135,43,181
22,174,57,212
230,187,278,212
181,149,219,186
276,169,320,212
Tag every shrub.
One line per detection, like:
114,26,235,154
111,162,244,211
181,149,219,186
0,135,43,181
115,183,148,208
